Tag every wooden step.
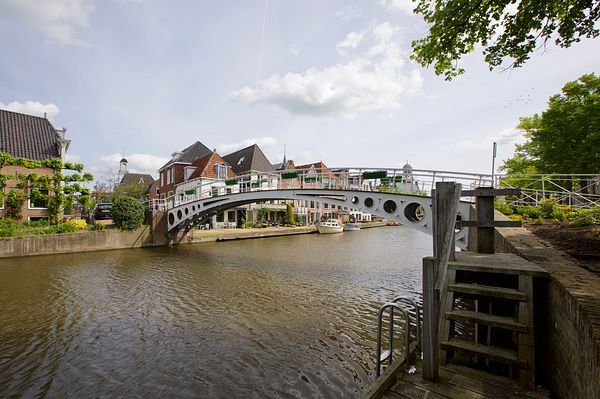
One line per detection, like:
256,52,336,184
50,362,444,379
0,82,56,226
448,283,527,301
445,309,528,332
449,252,548,277
441,339,524,367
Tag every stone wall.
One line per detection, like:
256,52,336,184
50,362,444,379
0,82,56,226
0,226,154,258
493,221,600,399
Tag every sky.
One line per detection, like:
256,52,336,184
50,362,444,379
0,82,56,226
0,0,598,180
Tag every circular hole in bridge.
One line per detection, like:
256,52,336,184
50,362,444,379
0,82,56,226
364,197,374,208
177,210,183,219
383,200,397,213
192,205,196,212
404,202,425,222
168,212,175,225
351,196,359,204
185,207,189,216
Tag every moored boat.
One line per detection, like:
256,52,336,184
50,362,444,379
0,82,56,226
343,222,360,231
318,219,344,234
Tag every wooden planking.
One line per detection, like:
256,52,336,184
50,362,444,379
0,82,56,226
422,256,439,381
391,379,450,399
441,339,521,365
399,369,494,399
448,283,527,301
518,275,536,390
437,367,538,399
439,269,456,365
449,253,548,277
440,363,548,398
445,309,528,332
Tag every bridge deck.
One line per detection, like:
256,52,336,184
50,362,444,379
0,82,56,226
379,360,549,399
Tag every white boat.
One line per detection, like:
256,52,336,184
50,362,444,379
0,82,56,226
318,219,344,234
343,222,360,231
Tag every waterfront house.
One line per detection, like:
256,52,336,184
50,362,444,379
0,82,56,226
222,144,280,225
157,141,212,199
0,109,70,221
174,150,238,228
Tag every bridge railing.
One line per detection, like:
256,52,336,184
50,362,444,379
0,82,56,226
146,168,600,211
495,173,600,208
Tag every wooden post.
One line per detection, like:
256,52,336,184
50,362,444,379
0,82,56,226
434,182,462,293
476,187,495,253
422,256,438,381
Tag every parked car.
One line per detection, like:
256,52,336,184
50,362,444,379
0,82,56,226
94,203,112,220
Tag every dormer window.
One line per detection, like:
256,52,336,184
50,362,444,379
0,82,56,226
237,156,245,165
215,164,227,179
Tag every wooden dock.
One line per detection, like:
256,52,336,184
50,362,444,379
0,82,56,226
376,359,549,399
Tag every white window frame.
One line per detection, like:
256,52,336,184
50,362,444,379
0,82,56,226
217,164,227,179
28,186,49,210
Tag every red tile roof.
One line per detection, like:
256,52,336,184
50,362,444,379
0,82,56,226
0,109,61,160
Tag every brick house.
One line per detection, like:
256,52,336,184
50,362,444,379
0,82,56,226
157,141,212,199
0,109,70,221
174,151,238,228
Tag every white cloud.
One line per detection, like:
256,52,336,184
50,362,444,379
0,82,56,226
336,31,365,54
231,22,423,118
453,128,524,151
217,137,277,155
289,44,299,56
0,100,60,121
334,6,362,21
98,153,169,177
379,0,416,15
0,0,93,46
65,154,82,163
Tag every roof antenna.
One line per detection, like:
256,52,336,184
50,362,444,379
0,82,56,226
283,144,287,164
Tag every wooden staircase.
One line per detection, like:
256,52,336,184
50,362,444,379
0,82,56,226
439,252,548,390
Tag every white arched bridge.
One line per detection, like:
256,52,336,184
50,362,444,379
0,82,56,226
147,165,599,249
164,188,473,248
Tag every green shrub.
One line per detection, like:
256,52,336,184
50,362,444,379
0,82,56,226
112,195,145,230
568,209,596,226
550,209,566,221
90,223,105,231
521,206,542,219
539,198,559,218
509,214,524,223
494,202,514,216
55,223,77,234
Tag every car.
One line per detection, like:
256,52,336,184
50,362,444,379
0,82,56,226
93,203,112,220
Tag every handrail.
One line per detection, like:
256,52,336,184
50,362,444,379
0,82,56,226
392,296,421,357
376,302,411,377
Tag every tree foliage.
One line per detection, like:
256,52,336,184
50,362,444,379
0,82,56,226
114,183,148,201
501,73,600,175
285,203,295,226
0,152,93,224
111,195,145,230
411,0,600,79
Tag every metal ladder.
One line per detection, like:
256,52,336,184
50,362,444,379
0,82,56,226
375,296,422,377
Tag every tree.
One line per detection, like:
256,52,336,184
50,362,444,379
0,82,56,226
285,203,295,226
111,195,145,230
114,183,148,201
0,152,93,224
501,73,600,190
411,0,600,79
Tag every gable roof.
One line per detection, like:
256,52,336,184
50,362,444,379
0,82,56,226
119,173,155,186
0,108,61,161
189,151,236,180
158,141,212,171
222,144,275,175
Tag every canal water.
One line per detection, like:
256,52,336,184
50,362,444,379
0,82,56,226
0,226,431,398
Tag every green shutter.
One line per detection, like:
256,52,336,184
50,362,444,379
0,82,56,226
362,171,387,179
225,179,238,186
281,172,299,179
304,176,320,182
185,189,196,195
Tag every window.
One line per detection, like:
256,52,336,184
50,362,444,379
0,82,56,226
171,168,174,183
160,172,164,186
237,156,245,165
166,170,171,185
216,212,224,222
29,185,48,209
216,164,227,179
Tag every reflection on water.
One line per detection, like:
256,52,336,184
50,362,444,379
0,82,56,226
0,226,430,398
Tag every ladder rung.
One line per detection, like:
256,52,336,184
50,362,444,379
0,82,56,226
441,339,524,367
448,283,527,301
445,309,528,332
